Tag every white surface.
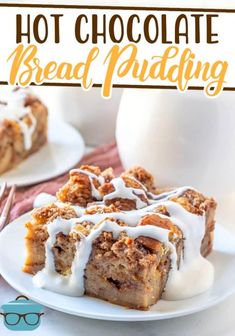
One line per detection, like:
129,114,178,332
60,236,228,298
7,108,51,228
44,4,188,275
0,119,85,187
0,213,235,323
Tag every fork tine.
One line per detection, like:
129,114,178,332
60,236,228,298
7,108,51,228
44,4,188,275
0,182,7,206
0,184,16,231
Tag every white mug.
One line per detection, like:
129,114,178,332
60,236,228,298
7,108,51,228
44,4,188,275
116,89,235,197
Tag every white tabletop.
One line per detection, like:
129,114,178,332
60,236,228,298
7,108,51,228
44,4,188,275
1,193,235,335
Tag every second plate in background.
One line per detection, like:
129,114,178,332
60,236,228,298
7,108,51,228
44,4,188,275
0,119,85,187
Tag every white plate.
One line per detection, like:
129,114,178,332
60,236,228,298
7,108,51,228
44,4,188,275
0,213,235,321
0,119,85,187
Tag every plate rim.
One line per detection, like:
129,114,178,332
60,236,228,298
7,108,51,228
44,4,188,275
0,118,85,187
0,213,235,321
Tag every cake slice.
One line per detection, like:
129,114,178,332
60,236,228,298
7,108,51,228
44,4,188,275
0,88,48,174
23,165,217,310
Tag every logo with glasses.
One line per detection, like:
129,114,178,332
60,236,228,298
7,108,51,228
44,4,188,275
0,295,44,331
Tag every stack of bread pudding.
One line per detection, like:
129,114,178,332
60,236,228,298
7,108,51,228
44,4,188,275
23,165,216,310
0,88,48,174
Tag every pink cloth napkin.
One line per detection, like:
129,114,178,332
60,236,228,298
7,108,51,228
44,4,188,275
1,143,123,221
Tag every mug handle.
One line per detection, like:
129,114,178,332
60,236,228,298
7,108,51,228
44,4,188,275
15,295,29,301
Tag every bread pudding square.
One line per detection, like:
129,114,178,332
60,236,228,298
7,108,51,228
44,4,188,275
23,165,217,310
0,87,48,174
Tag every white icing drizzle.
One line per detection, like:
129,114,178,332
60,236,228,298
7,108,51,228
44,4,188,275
33,218,82,295
71,169,105,200
34,193,57,208
32,180,214,301
161,202,214,299
0,88,36,150
103,177,148,209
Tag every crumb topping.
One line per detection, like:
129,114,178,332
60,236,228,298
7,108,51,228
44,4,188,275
32,204,77,225
29,165,216,248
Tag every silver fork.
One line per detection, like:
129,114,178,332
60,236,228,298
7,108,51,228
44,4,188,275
0,183,16,231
